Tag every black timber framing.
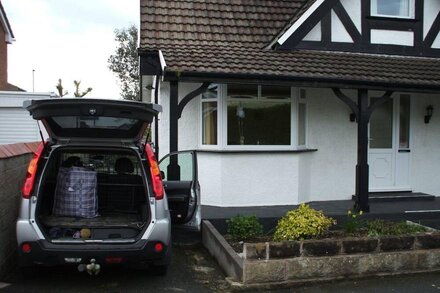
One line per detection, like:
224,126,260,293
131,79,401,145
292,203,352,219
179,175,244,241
424,11,440,47
333,1,362,43
177,83,210,119
281,0,440,57
169,81,179,153
332,88,393,212
169,81,211,153
278,0,339,49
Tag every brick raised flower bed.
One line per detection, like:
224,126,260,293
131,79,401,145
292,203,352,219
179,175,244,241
202,220,440,290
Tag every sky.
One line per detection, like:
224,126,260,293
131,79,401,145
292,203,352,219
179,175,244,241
2,0,139,99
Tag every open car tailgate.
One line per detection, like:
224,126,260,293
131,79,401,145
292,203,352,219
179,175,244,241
24,98,162,143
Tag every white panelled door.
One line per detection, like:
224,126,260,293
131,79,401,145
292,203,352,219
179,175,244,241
368,95,411,191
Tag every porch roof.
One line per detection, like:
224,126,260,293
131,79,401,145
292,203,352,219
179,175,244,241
140,0,440,91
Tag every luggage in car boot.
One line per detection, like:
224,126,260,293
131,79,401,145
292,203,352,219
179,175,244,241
53,166,98,218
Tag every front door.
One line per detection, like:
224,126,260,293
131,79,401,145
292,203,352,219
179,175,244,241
368,95,411,191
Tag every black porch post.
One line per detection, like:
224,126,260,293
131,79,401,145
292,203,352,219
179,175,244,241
356,89,370,212
169,81,179,153
168,81,180,180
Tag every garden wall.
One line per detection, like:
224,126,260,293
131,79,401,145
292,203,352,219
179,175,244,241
202,220,440,290
0,142,37,281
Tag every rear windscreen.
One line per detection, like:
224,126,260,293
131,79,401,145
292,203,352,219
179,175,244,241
45,116,147,139
52,116,139,130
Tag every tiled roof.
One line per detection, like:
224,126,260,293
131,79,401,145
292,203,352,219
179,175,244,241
140,0,440,89
2,83,25,92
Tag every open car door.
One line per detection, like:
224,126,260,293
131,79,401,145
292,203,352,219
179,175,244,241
159,151,200,230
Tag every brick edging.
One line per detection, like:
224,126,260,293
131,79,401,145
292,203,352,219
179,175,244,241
0,142,40,158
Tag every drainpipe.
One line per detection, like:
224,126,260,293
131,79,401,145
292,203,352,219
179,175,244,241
154,75,160,158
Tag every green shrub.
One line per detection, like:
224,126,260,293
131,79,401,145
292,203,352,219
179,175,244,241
344,209,365,234
367,220,427,237
227,215,263,241
273,204,336,241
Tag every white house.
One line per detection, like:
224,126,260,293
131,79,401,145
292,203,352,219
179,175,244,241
139,0,440,211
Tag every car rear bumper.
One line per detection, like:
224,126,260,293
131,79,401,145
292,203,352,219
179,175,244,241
18,239,170,268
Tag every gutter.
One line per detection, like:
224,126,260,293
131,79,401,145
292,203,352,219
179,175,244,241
163,70,440,94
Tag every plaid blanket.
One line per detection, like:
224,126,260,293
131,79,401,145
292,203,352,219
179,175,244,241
53,167,98,218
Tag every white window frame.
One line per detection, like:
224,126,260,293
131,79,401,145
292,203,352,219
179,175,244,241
199,84,221,149
297,89,308,149
199,85,308,151
371,0,415,19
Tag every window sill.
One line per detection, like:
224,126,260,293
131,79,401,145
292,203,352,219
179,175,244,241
366,16,418,22
194,148,318,154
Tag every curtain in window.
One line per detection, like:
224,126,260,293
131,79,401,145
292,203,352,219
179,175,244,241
202,102,217,145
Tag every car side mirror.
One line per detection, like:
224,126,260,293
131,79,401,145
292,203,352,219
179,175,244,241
160,171,165,180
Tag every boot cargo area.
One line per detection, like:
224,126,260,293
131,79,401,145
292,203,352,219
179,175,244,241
36,146,150,241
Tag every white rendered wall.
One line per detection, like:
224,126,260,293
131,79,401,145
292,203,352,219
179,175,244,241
331,10,353,43
424,0,440,39
303,21,322,41
410,93,440,196
158,82,440,206
157,82,201,159
371,30,414,46
340,0,361,32
306,88,357,201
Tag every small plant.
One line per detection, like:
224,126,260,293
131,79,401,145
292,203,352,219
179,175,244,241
367,220,427,237
227,215,263,241
273,204,336,241
344,209,365,235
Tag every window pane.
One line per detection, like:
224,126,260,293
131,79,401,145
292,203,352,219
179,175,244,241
298,103,306,146
227,84,258,99
202,102,217,145
261,85,291,99
376,0,410,17
159,153,193,181
399,95,410,148
202,84,218,100
227,101,290,145
370,98,393,149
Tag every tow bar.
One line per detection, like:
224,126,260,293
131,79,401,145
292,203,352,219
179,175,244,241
78,258,101,275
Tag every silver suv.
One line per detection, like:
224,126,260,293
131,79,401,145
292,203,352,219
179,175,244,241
16,98,200,275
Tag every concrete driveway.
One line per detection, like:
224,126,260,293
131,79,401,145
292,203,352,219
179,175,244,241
0,245,230,293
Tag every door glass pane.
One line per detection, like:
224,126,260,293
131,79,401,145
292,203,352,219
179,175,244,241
298,103,306,146
399,95,410,148
227,101,291,145
159,153,193,181
202,102,217,145
370,98,393,149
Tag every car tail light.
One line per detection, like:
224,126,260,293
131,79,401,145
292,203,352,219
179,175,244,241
22,142,46,199
145,144,164,200
21,243,32,253
154,242,164,253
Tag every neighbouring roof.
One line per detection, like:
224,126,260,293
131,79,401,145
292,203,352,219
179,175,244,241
140,0,440,90
3,82,25,92
0,1,14,43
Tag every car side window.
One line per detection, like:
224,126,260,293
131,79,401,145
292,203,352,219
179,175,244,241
159,153,193,181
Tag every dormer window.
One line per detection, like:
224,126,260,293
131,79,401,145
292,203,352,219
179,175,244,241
371,0,414,19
